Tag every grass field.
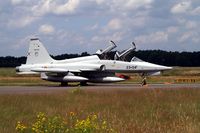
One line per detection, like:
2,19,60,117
1,67,200,132
1,88,200,132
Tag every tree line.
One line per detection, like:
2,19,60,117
0,50,200,67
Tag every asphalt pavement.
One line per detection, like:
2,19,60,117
0,83,200,94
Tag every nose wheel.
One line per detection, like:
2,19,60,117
141,77,147,86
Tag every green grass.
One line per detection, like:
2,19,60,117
0,68,17,77
1,67,200,132
1,88,200,132
162,67,200,76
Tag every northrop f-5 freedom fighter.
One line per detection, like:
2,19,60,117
16,38,172,86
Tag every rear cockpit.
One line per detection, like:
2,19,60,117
95,40,136,62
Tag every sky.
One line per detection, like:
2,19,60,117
0,0,200,56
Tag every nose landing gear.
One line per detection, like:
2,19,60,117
141,76,147,86
140,73,147,86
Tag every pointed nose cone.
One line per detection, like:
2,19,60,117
131,61,172,71
142,62,173,71
157,65,172,71
163,66,173,70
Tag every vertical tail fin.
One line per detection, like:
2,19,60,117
26,38,54,64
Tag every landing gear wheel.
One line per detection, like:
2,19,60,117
60,82,68,86
80,82,88,86
140,73,147,86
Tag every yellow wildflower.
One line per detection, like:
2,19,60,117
70,111,75,116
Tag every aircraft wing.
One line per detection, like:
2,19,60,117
31,68,70,73
31,66,103,73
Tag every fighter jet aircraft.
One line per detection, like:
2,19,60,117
16,38,172,86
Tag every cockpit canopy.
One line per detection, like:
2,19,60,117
131,56,144,62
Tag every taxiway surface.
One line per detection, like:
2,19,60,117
0,83,200,94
